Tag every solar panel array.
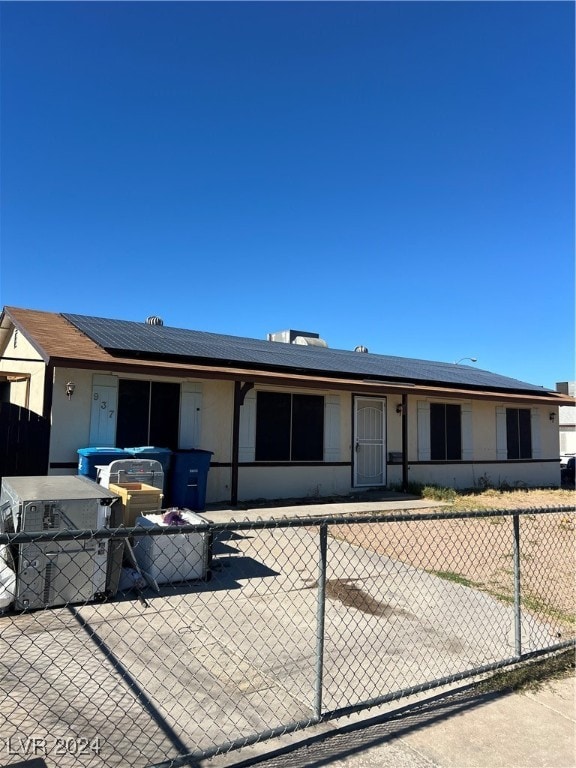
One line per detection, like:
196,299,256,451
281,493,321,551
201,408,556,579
62,313,547,393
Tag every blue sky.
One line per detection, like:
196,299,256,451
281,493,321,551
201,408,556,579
1,1,574,389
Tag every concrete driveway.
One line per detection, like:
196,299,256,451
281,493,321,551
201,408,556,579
0,503,560,768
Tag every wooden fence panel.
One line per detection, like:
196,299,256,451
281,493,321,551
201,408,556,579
0,402,50,479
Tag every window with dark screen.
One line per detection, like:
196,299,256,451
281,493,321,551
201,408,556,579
255,392,324,461
430,403,462,460
506,408,532,459
116,380,180,449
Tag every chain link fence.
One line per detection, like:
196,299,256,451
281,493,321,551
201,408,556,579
0,506,574,767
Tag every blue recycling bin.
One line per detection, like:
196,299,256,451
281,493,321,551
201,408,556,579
124,446,172,473
170,449,213,510
77,447,132,480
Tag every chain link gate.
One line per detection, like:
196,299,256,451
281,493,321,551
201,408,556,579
0,506,574,767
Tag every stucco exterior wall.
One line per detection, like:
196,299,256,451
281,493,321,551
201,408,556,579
39,365,563,495
559,404,576,457
200,380,234,502
198,380,233,461
0,327,45,412
236,465,353,502
405,461,560,489
49,368,95,472
206,386,355,503
403,399,560,489
48,368,235,475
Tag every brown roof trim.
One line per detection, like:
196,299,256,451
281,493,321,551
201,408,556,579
4,306,572,406
1,307,51,363
47,356,569,405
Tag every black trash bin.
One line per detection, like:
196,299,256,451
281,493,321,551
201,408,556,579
170,449,213,510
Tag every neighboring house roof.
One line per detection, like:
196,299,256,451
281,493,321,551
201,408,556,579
1,306,571,405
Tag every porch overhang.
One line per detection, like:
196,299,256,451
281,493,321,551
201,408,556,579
47,355,571,406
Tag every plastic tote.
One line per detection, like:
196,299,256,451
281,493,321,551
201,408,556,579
77,447,132,480
170,449,213,510
124,446,172,473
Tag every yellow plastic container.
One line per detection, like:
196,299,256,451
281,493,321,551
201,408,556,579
108,482,163,527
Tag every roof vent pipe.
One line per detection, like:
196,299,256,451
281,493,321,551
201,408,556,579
146,316,164,326
354,345,369,353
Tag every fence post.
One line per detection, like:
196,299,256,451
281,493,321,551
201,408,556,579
314,521,328,719
513,513,522,657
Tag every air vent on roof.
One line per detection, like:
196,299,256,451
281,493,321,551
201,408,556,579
146,316,164,326
354,345,369,353
292,336,328,348
267,329,327,347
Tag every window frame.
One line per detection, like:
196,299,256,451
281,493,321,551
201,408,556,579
255,391,325,462
506,407,533,460
116,379,181,449
429,402,462,461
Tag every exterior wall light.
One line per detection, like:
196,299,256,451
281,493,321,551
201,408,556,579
549,412,556,422
65,381,76,399
396,403,404,414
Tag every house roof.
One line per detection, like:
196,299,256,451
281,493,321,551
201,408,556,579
61,311,550,394
1,306,571,405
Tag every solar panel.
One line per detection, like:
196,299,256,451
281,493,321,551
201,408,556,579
62,313,547,393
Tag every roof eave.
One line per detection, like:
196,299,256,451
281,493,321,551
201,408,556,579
1,307,51,363
48,355,569,405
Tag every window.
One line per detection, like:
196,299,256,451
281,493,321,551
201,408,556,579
430,403,462,460
116,380,180,449
506,408,532,459
255,392,324,461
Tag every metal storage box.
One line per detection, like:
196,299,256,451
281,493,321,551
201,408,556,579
124,446,172,473
96,458,165,493
0,476,119,610
132,511,209,585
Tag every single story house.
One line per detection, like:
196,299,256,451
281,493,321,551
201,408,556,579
0,306,571,504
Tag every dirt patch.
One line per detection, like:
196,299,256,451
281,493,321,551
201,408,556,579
443,487,575,512
306,578,415,618
330,489,575,633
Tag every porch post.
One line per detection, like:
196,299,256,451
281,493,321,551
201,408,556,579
401,393,409,492
231,381,254,507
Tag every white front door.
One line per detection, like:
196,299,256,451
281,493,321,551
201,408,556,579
354,397,387,487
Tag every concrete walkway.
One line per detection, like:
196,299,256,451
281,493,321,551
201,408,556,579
202,495,575,768
1,493,572,768
202,492,448,523
206,672,575,768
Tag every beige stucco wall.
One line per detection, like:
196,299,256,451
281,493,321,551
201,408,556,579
200,380,233,502
559,404,576,456
0,327,45,412
42,366,562,494
48,369,235,476
236,465,353,502
49,368,95,472
403,399,561,489
198,380,233,460
406,461,560,489
179,378,355,503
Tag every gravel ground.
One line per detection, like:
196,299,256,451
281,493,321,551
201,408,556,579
330,489,575,632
